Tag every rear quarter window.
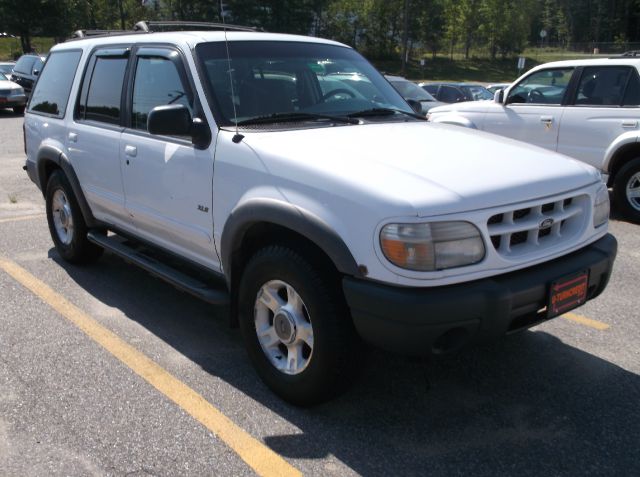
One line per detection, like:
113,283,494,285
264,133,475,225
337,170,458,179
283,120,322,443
28,50,82,118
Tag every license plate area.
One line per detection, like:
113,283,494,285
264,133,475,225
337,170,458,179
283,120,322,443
548,270,589,318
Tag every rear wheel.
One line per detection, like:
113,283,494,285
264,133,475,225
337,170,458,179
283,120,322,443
613,157,640,223
46,170,103,263
238,245,361,406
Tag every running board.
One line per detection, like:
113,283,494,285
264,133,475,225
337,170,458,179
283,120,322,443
87,231,229,305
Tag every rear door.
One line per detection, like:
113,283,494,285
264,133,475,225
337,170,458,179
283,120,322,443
66,47,131,229
483,67,574,152
119,46,217,268
557,65,640,170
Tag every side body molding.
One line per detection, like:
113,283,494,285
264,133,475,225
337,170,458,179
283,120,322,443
220,198,362,283
36,145,99,228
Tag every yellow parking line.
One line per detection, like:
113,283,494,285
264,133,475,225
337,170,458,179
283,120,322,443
0,257,301,477
562,312,610,331
0,214,46,224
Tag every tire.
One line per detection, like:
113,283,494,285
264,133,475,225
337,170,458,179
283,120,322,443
612,157,640,223
238,245,362,406
13,105,25,115
45,170,103,264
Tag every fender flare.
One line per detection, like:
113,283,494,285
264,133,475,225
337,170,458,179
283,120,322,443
603,135,639,175
220,198,361,284
36,145,98,228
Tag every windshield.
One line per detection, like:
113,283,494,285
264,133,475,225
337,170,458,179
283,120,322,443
196,41,413,127
389,80,436,101
461,85,493,101
0,73,7,81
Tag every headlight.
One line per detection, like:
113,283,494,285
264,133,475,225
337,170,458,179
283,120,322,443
380,221,485,271
593,184,610,228
10,88,24,96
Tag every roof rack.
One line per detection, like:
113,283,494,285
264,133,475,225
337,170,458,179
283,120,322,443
70,29,140,40
133,20,259,33
67,20,261,42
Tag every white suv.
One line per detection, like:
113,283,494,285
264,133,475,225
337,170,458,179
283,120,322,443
428,57,640,222
24,22,617,405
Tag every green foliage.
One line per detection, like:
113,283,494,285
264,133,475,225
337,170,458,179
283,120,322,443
1,0,640,65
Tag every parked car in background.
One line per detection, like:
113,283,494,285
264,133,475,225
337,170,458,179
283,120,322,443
487,83,511,94
385,75,445,114
11,54,45,97
0,61,16,78
428,58,640,222
0,72,26,114
420,82,494,103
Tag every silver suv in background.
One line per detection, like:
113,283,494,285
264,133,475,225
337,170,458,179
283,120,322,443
428,58,640,222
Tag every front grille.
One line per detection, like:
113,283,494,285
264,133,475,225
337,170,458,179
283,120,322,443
0,89,11,96
487,195,587,257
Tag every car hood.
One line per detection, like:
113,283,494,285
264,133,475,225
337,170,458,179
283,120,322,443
240,121,599,217
428,100,491,115
0,80,22,90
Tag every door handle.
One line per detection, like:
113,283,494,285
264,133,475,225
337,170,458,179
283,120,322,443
622,120,638,128
68,132,78,143
124,145,137,157
540,116,554,123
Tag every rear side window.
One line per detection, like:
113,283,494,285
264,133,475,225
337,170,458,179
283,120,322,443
14,56,36,74
78,54,128,125
575,66,631,106
622,70,640,107
28,50,82,118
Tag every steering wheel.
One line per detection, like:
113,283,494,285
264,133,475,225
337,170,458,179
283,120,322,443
321,88,356,102
527,89,545,104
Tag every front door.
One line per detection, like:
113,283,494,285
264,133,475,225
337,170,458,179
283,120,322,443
120,47,218,269
483,67,574,152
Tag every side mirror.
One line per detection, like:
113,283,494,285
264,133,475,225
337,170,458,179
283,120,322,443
148,104,192,136
32,69,39,76
148,104,211,149
406,99,423,114
494,89,504,104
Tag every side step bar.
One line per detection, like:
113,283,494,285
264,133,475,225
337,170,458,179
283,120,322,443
87,231,229,305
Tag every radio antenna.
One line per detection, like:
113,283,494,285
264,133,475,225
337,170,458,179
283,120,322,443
219,0,243,143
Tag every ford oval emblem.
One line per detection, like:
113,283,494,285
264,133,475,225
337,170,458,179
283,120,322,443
539,217,554,230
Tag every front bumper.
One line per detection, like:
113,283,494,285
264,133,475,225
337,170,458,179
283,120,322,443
0,95,26,108
343,234,617,356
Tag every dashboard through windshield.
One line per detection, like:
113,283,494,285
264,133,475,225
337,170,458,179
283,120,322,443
196,41,414,127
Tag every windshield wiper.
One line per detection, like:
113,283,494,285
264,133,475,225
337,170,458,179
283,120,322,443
346,107,426,120
236,112,359,126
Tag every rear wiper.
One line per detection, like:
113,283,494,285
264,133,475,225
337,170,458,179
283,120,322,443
236,112,359,126
346,108,426,120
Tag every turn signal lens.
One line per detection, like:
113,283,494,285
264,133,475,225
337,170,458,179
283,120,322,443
380,221,485,271
593,184,609,228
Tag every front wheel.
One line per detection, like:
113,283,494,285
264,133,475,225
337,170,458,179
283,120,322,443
13,105,25,115
238,245,361,406
613,157,640,223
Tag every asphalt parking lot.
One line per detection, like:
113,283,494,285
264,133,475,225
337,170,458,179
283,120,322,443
0,109,638,476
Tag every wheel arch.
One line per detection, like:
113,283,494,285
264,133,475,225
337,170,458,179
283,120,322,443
221,199,362,287
37,145,98,228
606,142,640,187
